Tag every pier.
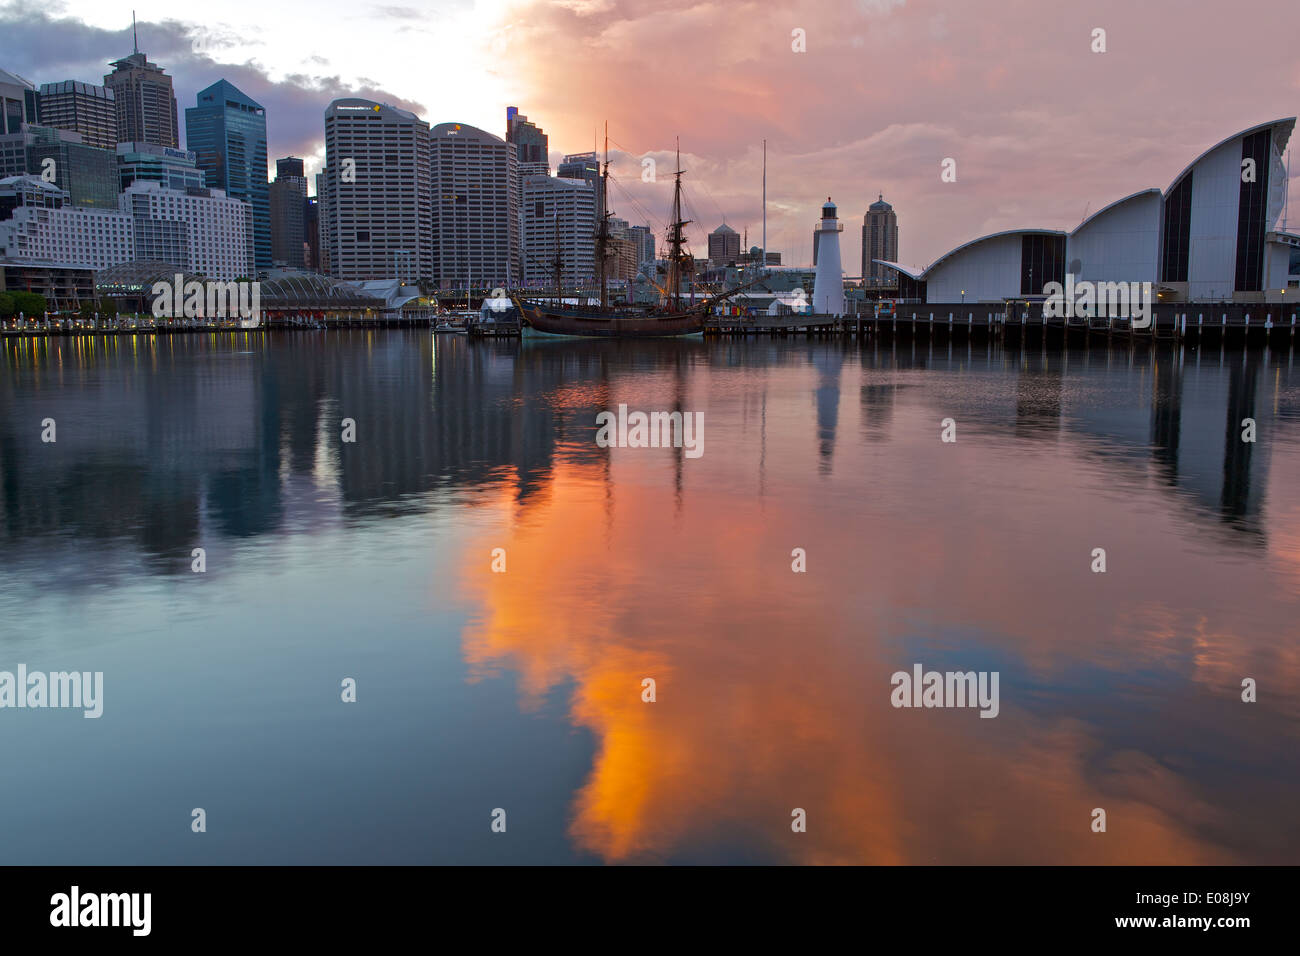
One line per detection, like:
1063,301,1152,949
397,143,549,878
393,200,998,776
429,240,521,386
1,310,435,338
704,303,1300,343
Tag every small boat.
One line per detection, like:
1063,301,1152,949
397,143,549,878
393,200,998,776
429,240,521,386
433,314,470,334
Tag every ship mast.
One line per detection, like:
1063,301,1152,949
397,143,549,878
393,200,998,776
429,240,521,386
666,139,692,311
597,122,610,310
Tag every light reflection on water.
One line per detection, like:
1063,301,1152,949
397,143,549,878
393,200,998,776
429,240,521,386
0,330,1297,864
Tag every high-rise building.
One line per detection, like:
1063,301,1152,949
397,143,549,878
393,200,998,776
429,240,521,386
0,70,40,179
37,81,117,150
627,224,655,267
121,179,253,279
304,196,320,271
322,99,432,282
430,122,519,289
708,222,740,265
506,107,549,176
116,141,206,192
0,69,39,135
557,152,603,216
23,126,118,210
521,173,595,289
861,193,898,286
103,50,178,147
314,170,329,274
186,81,269,270
269,156,308,268
0,175,133,268
607,235,639,282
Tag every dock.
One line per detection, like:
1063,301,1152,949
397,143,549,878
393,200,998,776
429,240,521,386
705,304,1300,343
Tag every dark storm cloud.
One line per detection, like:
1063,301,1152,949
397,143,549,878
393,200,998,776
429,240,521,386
0,1,424,171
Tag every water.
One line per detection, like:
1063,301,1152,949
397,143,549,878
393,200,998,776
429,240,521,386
1,330,1297,864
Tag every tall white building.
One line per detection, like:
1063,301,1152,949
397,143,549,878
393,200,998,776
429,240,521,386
321,99,432,282
521,173,595,289
812,198,846,315
121,180,253,278
430,122,519,290
0,175,133,268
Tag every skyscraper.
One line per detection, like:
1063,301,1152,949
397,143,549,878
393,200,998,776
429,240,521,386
269,156,308,268
0,68,39,135
708,223,740,265
314,170,329,274
304,196,320,271
185,80,270,270
521,173,595,289
506,107,549,176
627,224,655,268
430,122,519,289
37,81,117,150
25,125,119,209
861,193,898,287
103,47,178,147
557,152,603,217
0,70,40,178
321,98,432,282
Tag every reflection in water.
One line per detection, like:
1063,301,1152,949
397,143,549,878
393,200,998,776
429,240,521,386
1,331,1298,863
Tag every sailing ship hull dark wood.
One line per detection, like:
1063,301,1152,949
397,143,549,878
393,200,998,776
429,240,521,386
515,299,706,338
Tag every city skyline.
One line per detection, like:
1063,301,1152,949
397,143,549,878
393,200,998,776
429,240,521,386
2,0,1296,271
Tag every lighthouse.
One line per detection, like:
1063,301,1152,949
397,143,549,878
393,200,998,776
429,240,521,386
812,197,846,315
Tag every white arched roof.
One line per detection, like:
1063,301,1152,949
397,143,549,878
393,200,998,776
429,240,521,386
922,229,1066,277
1164,118,1295,196
1072,189,1162,234
871,260,923,280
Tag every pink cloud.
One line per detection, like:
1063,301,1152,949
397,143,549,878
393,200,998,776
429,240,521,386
495,0,1299,271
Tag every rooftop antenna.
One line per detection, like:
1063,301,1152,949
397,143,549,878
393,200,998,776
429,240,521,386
133,10,138,54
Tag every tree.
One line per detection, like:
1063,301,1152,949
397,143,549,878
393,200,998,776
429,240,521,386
99,296,118,317
11,291,46,316
0,292,14,318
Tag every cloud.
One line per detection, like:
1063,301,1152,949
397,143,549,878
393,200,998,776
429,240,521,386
490,0,1300,269
0,3,423,182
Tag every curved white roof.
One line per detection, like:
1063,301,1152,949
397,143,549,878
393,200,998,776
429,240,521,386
1072,188,1162,233
871,260,923,280
920,228,1066,278
1164,118,1295,196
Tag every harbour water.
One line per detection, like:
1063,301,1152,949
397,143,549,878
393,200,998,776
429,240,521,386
1,330,1297,864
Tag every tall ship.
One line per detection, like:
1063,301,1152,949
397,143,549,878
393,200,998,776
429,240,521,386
512,130,752,338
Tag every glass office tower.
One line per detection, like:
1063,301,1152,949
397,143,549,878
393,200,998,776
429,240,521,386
185,80,270,270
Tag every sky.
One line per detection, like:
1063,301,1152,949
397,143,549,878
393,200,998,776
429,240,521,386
1,0,1298,271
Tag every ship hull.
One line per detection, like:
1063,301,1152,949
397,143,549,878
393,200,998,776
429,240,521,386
515,300,706,338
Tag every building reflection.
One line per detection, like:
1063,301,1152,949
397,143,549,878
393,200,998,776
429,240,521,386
0,333,1293,565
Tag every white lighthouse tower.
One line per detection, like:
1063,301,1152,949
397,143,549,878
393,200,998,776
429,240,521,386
812,197,846,316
